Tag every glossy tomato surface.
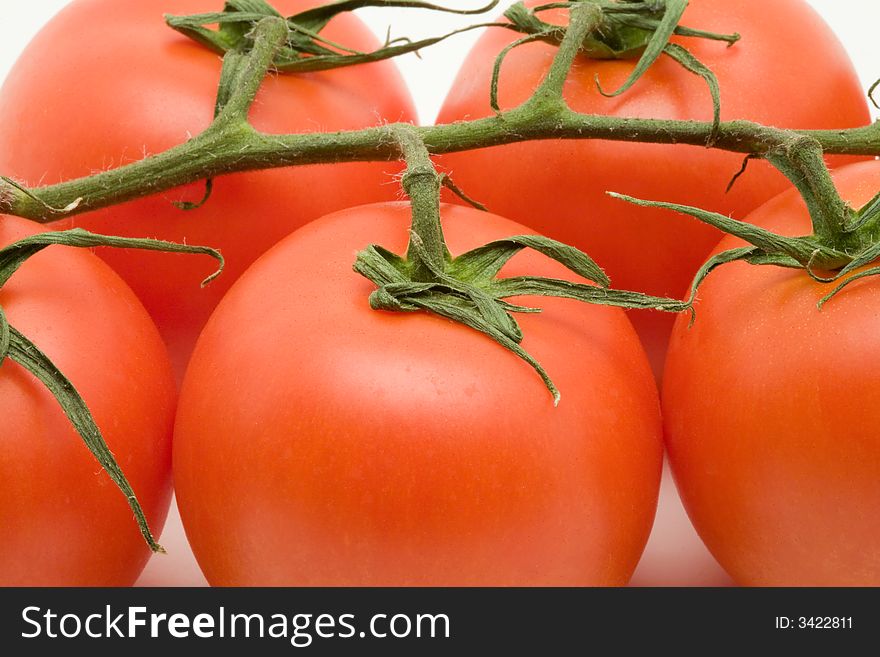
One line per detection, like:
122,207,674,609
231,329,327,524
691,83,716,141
0,0,416,378
0,215,176,586
437,0,870,374
663,161,880,585
174,203,663,586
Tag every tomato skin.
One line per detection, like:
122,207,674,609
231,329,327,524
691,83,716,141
663,161,880,586
174,203,663,586
437,0,870,374
0,215,176,586
0,0,416,379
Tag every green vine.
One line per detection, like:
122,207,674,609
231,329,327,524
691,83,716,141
1,4,878,225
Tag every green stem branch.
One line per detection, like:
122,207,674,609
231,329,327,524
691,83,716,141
214,17,290,122
763,136,853,245
392,126,449,280
526,3,604,108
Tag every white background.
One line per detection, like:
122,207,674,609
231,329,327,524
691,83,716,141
1,2,878,586
1,1,878,124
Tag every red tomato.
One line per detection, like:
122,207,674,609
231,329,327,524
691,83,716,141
663,160,880,585
0,0,415,379
0,215,176,586
174,203,663,586
437,0,870,374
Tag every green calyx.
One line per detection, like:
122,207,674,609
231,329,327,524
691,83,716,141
166,0,503,74
0,229,224,552
610,188,880,315
355,231,686,405
355,127,687,405
503,0,739,60
496,0,739,136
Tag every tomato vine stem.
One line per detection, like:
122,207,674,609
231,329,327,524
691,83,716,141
0,1,873,280
524,2,603,110
0,2,874,291
1,101,877,227
393,125,450,280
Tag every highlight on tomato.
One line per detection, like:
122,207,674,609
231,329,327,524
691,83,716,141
0,215,177,586
663,160,880,586
437,0,871,374
173,202,664,586
0,0,416,379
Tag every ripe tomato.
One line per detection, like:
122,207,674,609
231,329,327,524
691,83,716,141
0,215,176,586
0,0,415,379
174,203,663,586
437,0,870,374
663,160,880,585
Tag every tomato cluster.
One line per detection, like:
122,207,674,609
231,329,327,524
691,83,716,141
0,0,877,587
